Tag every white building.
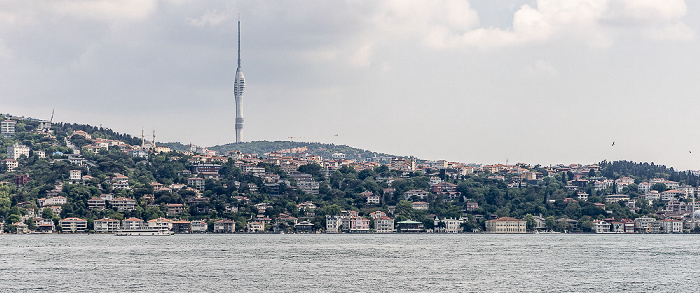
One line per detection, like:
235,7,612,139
69,170,82,181
1,120,15,137
325,215,342,233
7,143,30,160
93,218,121,233
485,217,527,233
593,220,611,233
374,216,394,233
659,219,683,233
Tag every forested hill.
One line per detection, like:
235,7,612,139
209,141,395,160
599,160,698,186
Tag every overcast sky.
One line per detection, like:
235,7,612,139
3,0,700,170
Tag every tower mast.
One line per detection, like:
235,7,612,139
234,15,246,143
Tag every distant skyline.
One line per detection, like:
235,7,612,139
3,1,700,170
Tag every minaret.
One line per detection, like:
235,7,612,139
234,16,245,143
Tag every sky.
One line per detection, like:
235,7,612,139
3,0,700,170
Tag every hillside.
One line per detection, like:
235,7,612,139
2,113,700,235
209,141,396,160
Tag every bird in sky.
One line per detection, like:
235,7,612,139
611,141,615,147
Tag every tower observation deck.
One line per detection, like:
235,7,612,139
234,17,245,143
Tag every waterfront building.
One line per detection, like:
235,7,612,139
485,217,526,233
374,216,395,233
294,221,314,233
94,218,121,233
122,218,145,230
147,218,173,232
171,220,192,234
325,215,342,233
214,219,235,233
191,220,208,233
60,217,87,233
396,220,424,233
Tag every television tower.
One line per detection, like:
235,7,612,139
234,16,245,143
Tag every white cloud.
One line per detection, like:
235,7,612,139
188,9,228,28
369,0,693,49
51,0,158,22
524,59,559,78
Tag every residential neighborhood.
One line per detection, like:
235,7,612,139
2,114,700,235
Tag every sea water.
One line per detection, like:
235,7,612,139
0,234,697,292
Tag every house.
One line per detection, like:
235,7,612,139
147,218,172,232
485,217,526,233
94,218,121,233
1,120,16,137
2,159,18,172
187,177,205,191
214,219,235,233
191,220,208,233
605,194,630,204
171,220,192,234
14,222,29,234
296,180,320,195
71,130,92,140
431,182,457,193
122,218,145,230
325,215,342,233
60,217,87,233
437,218,462,233
167,204,186,215
364,191,380,205
659,219,683,233
396,220,424,233
661,190,686,201
634,217,656,233
109,174,130,190
294,221,314,233
374,216,395,233
369,211,387,219
349,217,370,233
7,143,30,160
466,202,479,211
638,182,652,194
404,189,429,200
111,197,136,212
246,221,264,233
592,220,611,233
69,170,82,181
277,213,298,226
87,197,106,210
39,196,67,207
34,218,54,233
412,201,429,210
14,174,30,186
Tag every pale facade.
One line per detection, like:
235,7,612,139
94,218,121,233
485,217,527,233
7,143,30,160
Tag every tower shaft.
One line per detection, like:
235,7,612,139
234,18,245,143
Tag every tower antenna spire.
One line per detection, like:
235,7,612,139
237,14,241,68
